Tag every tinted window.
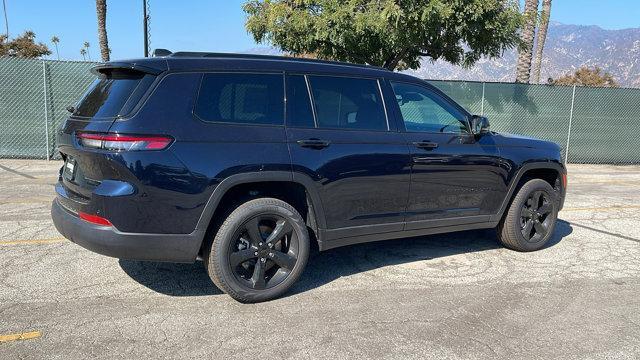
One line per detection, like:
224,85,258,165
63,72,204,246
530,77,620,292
74,69,147,118
286,75,315,128
391,82,467,133
195,73,284,125
308,76,387,131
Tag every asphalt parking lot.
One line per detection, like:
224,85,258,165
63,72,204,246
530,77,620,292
1,160,639,359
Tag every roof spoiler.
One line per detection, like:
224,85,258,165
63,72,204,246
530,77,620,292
152,48,172,57
90,62,164,76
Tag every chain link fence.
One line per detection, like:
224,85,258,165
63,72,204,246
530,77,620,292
1,57,639,163
0,57,96,159
428,80,640,164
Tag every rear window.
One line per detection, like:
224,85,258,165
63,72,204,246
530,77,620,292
73,69,151,118
195,73,284,125
286,75,315,128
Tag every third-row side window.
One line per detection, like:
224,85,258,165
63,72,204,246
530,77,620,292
195,73,284,125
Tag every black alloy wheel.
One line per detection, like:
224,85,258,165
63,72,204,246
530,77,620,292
206,197,310,303
497,178,558,252
519,190,554,243
229,215,299,290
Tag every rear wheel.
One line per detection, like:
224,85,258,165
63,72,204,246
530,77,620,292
206,198,309,303
498,179,558,252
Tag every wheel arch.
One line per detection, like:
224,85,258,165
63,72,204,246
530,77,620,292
491,162,566,223
194,171,327,250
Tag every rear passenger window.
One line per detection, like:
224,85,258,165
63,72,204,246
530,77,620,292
286,75,315,128
195,73,284,125
308,76,387,131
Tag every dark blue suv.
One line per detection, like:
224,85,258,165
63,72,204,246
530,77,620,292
52,51,566,302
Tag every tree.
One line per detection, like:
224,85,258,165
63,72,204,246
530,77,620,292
83,41,91,61
96,0,110,61
80,47,87,61
51,36,60,60
550,66,619,88
243,0,522,71
0,30,50,58
515,0,539,83
532,0,551,84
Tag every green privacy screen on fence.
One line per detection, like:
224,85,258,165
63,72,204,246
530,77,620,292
0,57,639,163
0,57,96,158
428,80,640,164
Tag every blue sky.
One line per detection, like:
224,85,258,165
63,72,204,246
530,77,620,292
2,0,640,61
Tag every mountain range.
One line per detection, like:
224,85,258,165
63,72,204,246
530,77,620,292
247,22,640,88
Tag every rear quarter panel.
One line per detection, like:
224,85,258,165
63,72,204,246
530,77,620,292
107,72,290,234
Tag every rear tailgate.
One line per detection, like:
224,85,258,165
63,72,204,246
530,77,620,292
55,63,162,215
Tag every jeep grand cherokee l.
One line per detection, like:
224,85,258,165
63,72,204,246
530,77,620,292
52,51,566,302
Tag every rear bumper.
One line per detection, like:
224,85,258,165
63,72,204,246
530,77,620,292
51,199,204,262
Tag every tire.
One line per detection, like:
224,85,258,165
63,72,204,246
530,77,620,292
497,179,558,252
205,198,310,303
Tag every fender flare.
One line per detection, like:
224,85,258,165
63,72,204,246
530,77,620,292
490,161,566,223
194,171,327,232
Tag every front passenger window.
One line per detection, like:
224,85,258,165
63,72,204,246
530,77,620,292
391,82,467,133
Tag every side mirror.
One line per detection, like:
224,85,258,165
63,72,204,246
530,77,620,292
397,92,423,104
470,115,490,135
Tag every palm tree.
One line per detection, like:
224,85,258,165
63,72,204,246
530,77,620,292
95,0,110,61
80,48,87,61
515,0,539,83
51,36,60,60
532,0,552,84
2,0,8,38
83,41,91,61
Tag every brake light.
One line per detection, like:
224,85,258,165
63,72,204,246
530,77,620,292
78,212,112,226
76,132,173,151
561,173,567,189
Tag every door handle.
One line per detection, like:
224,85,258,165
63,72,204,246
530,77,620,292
413,141,438,150
297,138,331,149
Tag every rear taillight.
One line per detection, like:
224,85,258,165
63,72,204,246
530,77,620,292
78,212,112,226
76,132,173,151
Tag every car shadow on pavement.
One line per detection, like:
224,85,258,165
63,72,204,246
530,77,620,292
118,220,572,297
118,260,224,296
289,219,573,296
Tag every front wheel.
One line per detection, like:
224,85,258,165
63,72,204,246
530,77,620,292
206,198,310,303
497,179,558,252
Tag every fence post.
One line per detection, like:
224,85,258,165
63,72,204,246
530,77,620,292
565,85,576,164
480,82,485,116
42,60,50,161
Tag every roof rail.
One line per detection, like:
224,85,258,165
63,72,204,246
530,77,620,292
168,51,388,71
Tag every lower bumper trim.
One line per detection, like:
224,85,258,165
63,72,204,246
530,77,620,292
51,199,204,263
